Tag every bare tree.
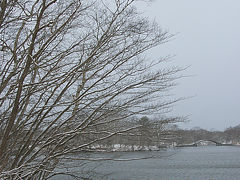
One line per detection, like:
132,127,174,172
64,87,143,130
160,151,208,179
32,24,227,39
0,0,182,179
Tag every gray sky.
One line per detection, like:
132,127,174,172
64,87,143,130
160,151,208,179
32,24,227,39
137,0,240,130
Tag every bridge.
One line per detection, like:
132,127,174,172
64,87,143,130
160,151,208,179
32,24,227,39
176,140,234,147
193,140,222,146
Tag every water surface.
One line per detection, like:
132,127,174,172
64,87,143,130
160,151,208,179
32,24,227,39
52,146,240,180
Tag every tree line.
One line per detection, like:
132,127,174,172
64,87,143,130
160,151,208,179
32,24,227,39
173,124,240,145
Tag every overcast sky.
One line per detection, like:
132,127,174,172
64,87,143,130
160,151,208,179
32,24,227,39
137,0,240,130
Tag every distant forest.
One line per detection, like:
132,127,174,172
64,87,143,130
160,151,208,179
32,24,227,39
174,124,240,145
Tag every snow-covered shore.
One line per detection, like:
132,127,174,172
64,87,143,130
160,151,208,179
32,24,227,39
85,144,168,152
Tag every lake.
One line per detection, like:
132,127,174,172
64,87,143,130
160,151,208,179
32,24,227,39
52,146,240,180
